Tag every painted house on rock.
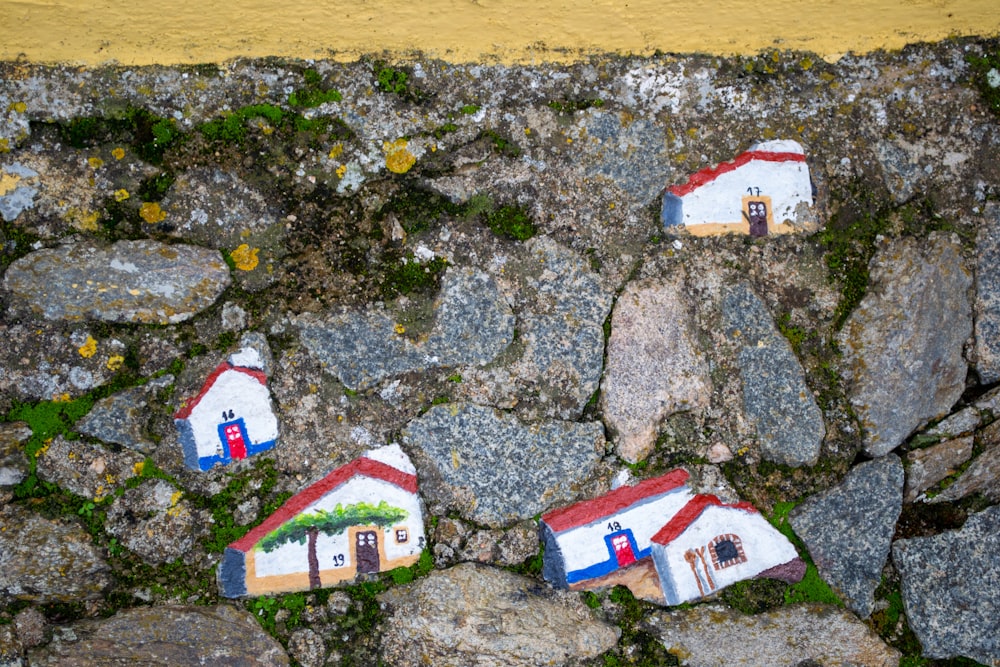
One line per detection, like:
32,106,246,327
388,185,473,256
173,348,279,471
218,444,425,598
650,494,804,605
661,139,815,237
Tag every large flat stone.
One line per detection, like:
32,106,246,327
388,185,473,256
893,505,1000,665
790,456,904,618
403,402,604,527
2,239,231,324
600,278,710,463
975,203,1000,383
378,563,618,667
837,234,971,456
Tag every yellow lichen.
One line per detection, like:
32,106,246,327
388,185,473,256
9,101,27,113
114,188,130,202
328,143,344,159
77,335,98,358
53,393,71,403
394,323,406,335
0,172,21,196
112,147,125,160
132,461,145,475
230,243,260,271
336,164,347,178
87,156,104,169
139,202,166,223
384,138,417,174
0,139,9,153
66,207,100,232
35,439,52,457
106,355,125,371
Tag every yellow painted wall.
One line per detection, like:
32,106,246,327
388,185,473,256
0,0,997,66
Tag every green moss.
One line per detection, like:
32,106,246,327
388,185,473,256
966,41,1000,117
288,68,343,108
775,311,811,356
137,171,176,202
377,187,461,234
459,104,480,114
484,205,536,241
433,122,459,139
602,586,680,666
386,548,434,585
482,129,520,157
547,97,604,114
199,104,284,144
373,62,425,103
55,106,181,165
768,501,842,606
381,255,448,299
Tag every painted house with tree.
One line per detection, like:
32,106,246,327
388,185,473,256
174,348,279,471
218,444,425,597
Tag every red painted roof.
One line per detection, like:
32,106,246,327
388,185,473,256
173,362,268,420
229,457,419,553
541,469,690,533
650,494,759,545
667,150,806,198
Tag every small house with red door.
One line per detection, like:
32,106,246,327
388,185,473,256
650,494,804,605
173,354,279,472
661,139,814,237
540,469,693,590
218,444,425,597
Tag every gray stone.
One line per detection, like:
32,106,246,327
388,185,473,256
27,604,289,666
404,402,604,527
601,278,710,463
928,443,1000,503
0,162,39,222
35,435,142,501
584,114,674,205
976,202,1000,384
975,384,1000,416
287,628,327,667
0,624,22,667
893,505,1000,665
644,603,900,667
723,283,825,467
75,385,156,453
837,235,972,456
904,436,974,502
790,456,904,618
922,406,981,441
378,563,619,667
0,422,31,489
12,608,47,649
0,504,111,602
104,479,203,565
2,239,231,324
876,140,927,204
297,266,514,390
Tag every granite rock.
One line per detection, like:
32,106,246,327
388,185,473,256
287,628,327,667
35,436,143,501
644,603,900,667
0,624,21,667
403,402,604,527
27,604,289,666
75,385,158,453
927,442,1000,503
904,436,975,502
297,267,514,390
103,479,203,565
0,504,111,602
837,235,972,456
921,407,981,442
893,505,1000,665
2,239,231,324
601,278,710,463
723,283,825,467
378,563,619,667
975,203,1000,383
0,422,31,490
790,455,904,618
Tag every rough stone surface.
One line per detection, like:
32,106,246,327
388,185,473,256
837,235,972,456
378,563,619,667
2,239,231,324
103,479,204,565
922,407,981,442
723,283,825,466
0,422,31,490
644,603,900,667
975,203,1000,384
0,623,21,667
790,456,904,618
403,402,604,527
601,278,711,463
287,628,327,667
928,442,1000,503
35,436,142,501
26,605,290,666
893,505,1000,665
75,385,160,453
297,267,514,390
904,436,974,502
0,504,111,602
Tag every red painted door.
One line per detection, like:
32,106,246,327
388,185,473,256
222,421,247,459
611,533,637,567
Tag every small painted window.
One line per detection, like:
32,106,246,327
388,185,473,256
395,528,409,544
709,533,747,570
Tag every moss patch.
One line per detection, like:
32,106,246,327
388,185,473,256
484,204,537,241
966,40,1000,118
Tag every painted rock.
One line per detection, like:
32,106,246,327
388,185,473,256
661,139,815,237
174,347,279,471
540,468,804,606
218,444,426,597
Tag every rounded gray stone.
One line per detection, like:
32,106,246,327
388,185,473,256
790,455,904,618
2,239,231,324
403,402,604,527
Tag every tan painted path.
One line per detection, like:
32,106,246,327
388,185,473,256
0,0,998,65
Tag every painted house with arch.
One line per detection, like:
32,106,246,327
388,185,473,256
540,469,693,590
218,444,425,598
650,494,804,605
174,350,279,471
661,139,815,237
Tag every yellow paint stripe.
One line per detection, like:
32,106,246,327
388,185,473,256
0,0,997,66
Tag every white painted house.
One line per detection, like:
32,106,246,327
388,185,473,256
174,358,279,471
650,494,803,605
661,139,814,237
218,444,425,597
540,469,693,588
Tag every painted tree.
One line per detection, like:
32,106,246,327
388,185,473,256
258,501,408,589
